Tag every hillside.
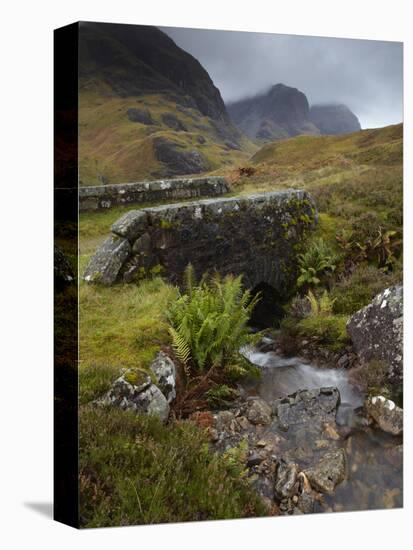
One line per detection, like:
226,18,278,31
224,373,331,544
227,83,360,142
78,23,255,185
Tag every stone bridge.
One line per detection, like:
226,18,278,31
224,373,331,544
84,190,317,303
79,176,229,212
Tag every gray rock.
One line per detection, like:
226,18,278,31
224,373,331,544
274,460,299,499
153,137,208,176
83,235,130,285
274,387,340,431
126,108,154,125
112,210,148,241
161,112,187,131
365,395,403,435
149,351,177,403
95,369,169,422
246,398,272,425
347,285,403,387
304,449,347,494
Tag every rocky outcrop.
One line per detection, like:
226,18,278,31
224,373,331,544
228,84,319,142
227,83,361,142
126,107,154,125
153,137,208,176
94,352,178,422
365,395,403,435
79,176,230,212
309,104,361,135
83,190,317,290
227,84,361,142
347,285,403,387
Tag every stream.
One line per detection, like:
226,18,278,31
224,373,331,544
241,343,403,512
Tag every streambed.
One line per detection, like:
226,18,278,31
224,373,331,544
239,344,403,513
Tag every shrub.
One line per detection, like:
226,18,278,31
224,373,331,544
331,265,400,315
297,238,338,288
168,264,260,375
297,314,349,352
293,290,349,352
205,384,239,409
79,407,266,527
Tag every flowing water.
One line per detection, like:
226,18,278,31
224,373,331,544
242,344,403,512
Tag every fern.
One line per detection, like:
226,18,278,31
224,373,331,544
167,265,259,374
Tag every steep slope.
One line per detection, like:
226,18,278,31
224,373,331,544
78,22,254,185
309,104,361,135
227,83,361,143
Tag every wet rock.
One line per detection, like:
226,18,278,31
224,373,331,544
126,107,154,125
83,235,131,285
304,449,347,494
95,369,169,422
347,285,403,387
274,459,299,499
246,398,272,425
247,453,264,467
365,395,403,435
149,351,176,403
274,387,340,431
384,445,403,469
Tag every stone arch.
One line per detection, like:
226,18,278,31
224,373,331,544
83,190,318,299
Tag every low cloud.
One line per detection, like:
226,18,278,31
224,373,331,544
162,26,403,129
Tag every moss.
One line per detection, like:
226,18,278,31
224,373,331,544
124,368,150,387
297,314,349,352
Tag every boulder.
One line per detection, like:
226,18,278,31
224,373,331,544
246,398,272,425
365,395,403,435
304,449,347,494
347,285,403,387
149,351,177,403
83,235,130,285
95,369,169,422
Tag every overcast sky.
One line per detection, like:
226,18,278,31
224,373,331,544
162,27,403,129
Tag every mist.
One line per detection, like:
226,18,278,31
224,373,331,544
162,26,403,129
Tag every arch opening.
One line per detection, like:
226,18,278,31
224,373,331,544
249,282,286,329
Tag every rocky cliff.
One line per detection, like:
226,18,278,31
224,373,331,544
78,23,253,185
227,83,360,142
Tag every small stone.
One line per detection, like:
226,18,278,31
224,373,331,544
256,439,267,448
247,453,264,467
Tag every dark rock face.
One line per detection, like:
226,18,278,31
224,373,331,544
153,137,208,176
309,104,361,135
79,22,240,142
347,285,403,387
227,83,360,142
83,190,317,290
79,176,230,212
126,107,154,125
